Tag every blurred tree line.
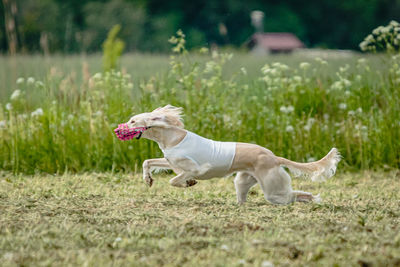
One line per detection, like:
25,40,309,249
1,0,399,54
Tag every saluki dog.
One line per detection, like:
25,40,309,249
123,105,340,205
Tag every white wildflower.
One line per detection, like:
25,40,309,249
357,107,363,113
323,114,329,120
299,62,310,70
204,61,217,73
31,108,44,117
339,64,350,73
303,118,315,132
223,114,231,123
27,77,35,85
220,244,229,251
261,64,271,75
68,114,74,120
240,67,247,75
10,89,21,100
280,106,294,114
280,106,288,113
339,103,347,110
366,34,374,42
262,76,271,83
293,76,302,83
114,237,122,242
331,81,343,91
35,81,44,87
0,120,6,129
286,125,294,133
390,20,400,27
94,110,103,117
372,26,383,35
16,77,25,84
381,26,390,33
343,79,351,87
6,103,12,110
348,110,355,116
315,57,328,65
93,73,102,80
270,69,278,76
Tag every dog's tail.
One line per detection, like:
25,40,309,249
277,148,341,182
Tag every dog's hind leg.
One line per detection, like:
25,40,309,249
169,172,198,188
255,166,295,205
234,172,257,204
292,190,321,203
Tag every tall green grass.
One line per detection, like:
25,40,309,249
1,44,399,173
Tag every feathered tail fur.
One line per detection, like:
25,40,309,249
277,148,341,182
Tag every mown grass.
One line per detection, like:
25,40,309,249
1,171,399,266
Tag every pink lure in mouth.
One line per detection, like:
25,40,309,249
114,123,149,141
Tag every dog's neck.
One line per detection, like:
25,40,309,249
143,126,187,150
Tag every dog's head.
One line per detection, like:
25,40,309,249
127,105,184,129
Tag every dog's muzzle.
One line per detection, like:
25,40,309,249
114,124,151,141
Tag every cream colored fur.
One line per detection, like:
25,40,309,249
127,105,341,205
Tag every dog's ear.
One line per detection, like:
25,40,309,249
145,115,169,127
151,116,165,121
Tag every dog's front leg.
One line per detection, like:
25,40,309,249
142,158,171,187
169,172,197,188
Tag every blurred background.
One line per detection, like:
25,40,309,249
1,0,400,54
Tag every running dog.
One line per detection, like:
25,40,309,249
120,105,341,205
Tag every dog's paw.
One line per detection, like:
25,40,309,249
144,174,153,187
186,179,197,187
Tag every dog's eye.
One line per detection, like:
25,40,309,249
130,120,135,124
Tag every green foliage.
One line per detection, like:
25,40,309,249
102,25,125,71
1,172,400,265
1,0,400,53
0,33,400,173
84,0,145,52
360,20,400,53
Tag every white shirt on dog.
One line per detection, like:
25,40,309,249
161,131,236,179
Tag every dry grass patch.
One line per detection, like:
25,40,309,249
1,171,400,266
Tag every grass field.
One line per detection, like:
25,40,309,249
1,31,400,266
1,48,399,173
1,171,399,266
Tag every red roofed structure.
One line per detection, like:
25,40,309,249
248,33,305,54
